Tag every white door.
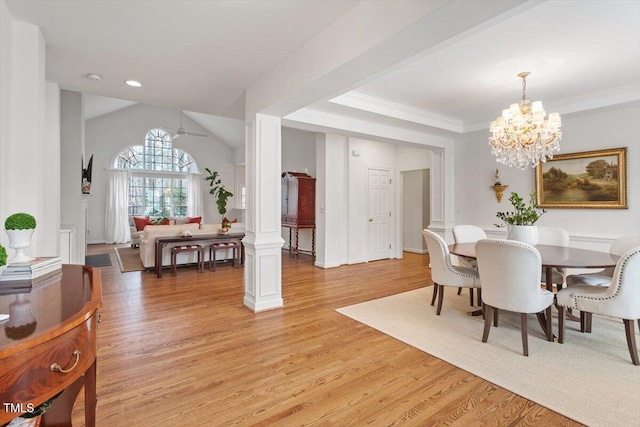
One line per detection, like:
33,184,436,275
368,168,391,261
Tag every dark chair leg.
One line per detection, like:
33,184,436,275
493,308,499,327
545,306,553,342
469,288,474,306
482,304,492,343
457,287,462,295
580,311,587,332
623,319,640,365
431,284,439,306
586,313,592,333
558,306,565,344
521,313,529,356
477,288,482,306
436,284,445,315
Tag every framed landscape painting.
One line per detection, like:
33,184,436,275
535,147,627,209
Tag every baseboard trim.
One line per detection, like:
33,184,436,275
403,248,428,254
315,261,340,269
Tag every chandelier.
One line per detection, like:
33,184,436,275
489,72,562,169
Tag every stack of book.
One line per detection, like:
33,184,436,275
0,257,62,282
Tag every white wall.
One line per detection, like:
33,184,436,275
42,82,61,256
281,127,316,176
403,169,430,253
280,127,317,252
0,5,59,259
60,90,86,262
347,137,396,264
0,0,13,248
85,103,236,243
454,101,640,245
396,145,432,257
315,133,348,268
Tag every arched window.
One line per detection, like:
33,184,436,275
114,128,197,217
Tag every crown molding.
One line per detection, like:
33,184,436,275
329,84,639,135
329,92,464,133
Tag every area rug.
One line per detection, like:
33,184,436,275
336,287,640,427
84,253,112,267
114,247,145,272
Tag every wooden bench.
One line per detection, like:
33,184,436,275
209,240,241,271
170,245,204,275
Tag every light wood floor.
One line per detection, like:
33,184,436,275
72,244,581,426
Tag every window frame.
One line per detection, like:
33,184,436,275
113,128,199,218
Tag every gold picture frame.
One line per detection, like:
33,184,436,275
535,147,627,209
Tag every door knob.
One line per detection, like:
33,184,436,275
369,218,373,222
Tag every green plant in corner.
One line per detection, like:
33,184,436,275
0,244,7,267
5,212,37,230
204,168,234,216
495,191,546,226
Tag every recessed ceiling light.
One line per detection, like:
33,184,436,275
87,73,102,81
125,80,142,87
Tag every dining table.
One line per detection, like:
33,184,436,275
449,242,618,337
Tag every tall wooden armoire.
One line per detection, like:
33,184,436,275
281,172,316,257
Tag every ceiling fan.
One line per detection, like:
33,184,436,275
172,110,208,139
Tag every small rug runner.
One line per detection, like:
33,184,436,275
336,286,640,427
84,253,112,267
114,247,145,272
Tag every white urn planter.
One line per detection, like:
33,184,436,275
6,229,35,263
507,225,539,246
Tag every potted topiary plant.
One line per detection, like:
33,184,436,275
204,168,234,231
495,191,546,245
5,212,37,263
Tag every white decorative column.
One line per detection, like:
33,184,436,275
243,114,285,312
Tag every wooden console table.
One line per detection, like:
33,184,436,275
155,233,245,277
0,265,102,426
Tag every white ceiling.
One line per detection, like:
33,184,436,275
336,0,640,132
5,0,639,147
5,0,358,117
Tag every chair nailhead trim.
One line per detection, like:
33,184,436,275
569,248,639,309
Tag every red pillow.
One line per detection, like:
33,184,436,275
186,216,202,224
133,216,152,231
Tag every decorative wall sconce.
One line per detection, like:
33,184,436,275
491,169,508,202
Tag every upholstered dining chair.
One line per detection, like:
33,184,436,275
565,235,640,287
537,226,570,290
452,225,487,306
422,229,481,315
556,246,640,365
475,239,554,356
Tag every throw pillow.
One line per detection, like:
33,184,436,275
133,216,151,231
186,216,202,224
150,217,170,225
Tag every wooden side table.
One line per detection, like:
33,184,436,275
0,265,102,426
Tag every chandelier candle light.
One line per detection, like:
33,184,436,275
489,72,562,169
